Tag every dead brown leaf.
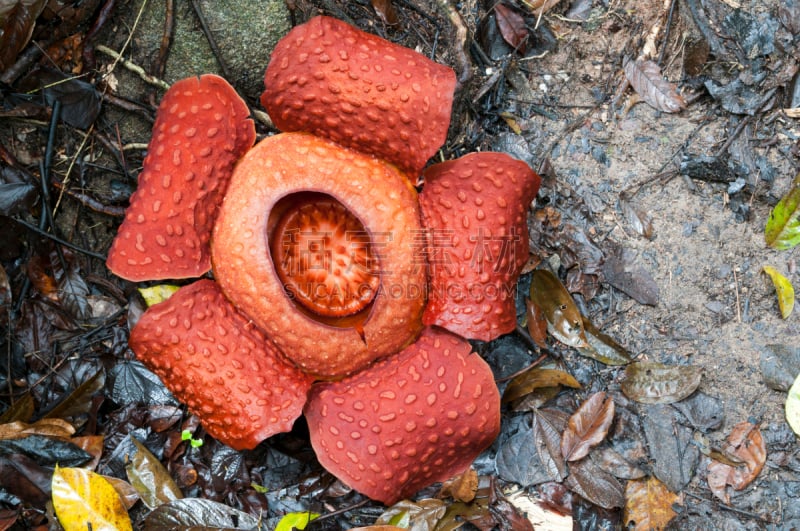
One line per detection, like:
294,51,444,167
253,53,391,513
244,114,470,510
707,422,766,503
561,392,615,462
624,58,687,113
494,3,528,52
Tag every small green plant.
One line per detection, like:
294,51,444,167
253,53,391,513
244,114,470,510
181,429,203,448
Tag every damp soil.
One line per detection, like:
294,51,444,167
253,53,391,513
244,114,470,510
1,0,799,529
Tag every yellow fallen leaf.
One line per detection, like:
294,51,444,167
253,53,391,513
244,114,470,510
138,284,180,307
52,466,133,531
762,265,795,319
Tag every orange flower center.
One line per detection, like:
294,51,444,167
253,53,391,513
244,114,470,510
270,194,381,318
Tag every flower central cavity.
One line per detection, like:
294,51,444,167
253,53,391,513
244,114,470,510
270,193,381,318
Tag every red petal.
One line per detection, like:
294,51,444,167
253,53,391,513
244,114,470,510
212,132,426,379
107,75,255,281
419,153,541,341
261,16,456,177
304,326,501,505
129,279,314,450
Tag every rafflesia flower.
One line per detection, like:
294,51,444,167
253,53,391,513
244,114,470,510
107,16,540,505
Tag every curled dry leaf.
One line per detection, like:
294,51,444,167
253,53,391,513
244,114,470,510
762,265,795,319
503,368,581,403
620,362,702,404
707,422,766,504
624,476,679,531
576,316,632,366
530,269,588,348
561,392,615,462
438,469,479,503
624,58,687,113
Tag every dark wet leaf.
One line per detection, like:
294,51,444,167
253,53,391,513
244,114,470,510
561,392,615,462
641,404,698,492
672,391,724,432
19,67,102,129
619,197,654,239
623,476,679,530
707,422,766,504
144,498,261,530
0,453,51,506
760,344,800,392
58,265,91,320
601,242,659,306
683,37,710,77
0,392,34,423
494,3,528,52
576,316,632,366
503,368,580,403
532,408,568,482
722,9,777,59
620,362,702,404
566,457,625,509
0,182,36,215
495,423,551,486
43,369,104,420
0,434,91,467
704,78,776,115
126,438,182,510
0,0,47,71
765,172,800,250
109,361,178,406
370,0,398,25
623,58,686,113
530,269,587,348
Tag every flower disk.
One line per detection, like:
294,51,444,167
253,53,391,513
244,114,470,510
129,280,314,450
304,326,501,505
212,132,427,379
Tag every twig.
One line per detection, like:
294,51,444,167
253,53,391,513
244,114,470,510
154,0,175,79
190,0,232,81
12,218,108,262
656,0,679,66
433,0,471,88
96,45,170,90
54,124,94,216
